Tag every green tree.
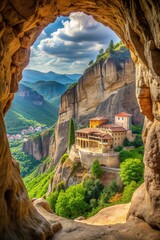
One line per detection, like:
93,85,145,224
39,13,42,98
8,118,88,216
47,190,59,212
108,40,114,54
55,190,70,218
83,179,104,204
131,125,142,134
120,158,144,185
90,159,104,178
88,60,94,66
132,135,143,148
121,181,141,203
68,118,75,150
119,150,133,162
114,146,123,152
55,184,89,219
123,137,132,147
98,180,118,206
99,48,104,55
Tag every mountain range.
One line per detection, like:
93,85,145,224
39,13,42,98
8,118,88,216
5,83,58,134
22,69,81,84
5,70,81,134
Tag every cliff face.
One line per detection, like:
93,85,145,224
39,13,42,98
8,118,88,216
17,83,44,105
22,128,53,161
0,1,160,239
52,57,143,164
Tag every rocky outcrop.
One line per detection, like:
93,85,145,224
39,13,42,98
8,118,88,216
51,57,143,165
22,128,53,160
34,198,160,240
0,0,160,239
48,156,87,194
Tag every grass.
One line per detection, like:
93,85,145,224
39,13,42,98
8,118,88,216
5,94,58,134
23,165,54,198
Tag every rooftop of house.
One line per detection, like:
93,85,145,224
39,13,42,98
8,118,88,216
115,112,132,117
76,128,100,135
98,123,127,132
89,116,108,121
76,128,113,139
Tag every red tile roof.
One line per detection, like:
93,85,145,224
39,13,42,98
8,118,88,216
115,112,132,117
76,128,113,139
89,116,108,121
76,128,100,134
98,123,127,132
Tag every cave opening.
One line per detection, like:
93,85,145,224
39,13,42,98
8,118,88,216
0,1,160,239
4,10,144,229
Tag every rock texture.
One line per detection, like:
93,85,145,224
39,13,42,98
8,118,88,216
0,0,159,239
22,128,53,160
48,156,87,194
33,199,160,240
52,57,143,164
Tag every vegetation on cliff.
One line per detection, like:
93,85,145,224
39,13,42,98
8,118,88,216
24,163,54,198
68,118,75,150
87,41,130,71
90,159,104,178
5,84,58,134
10,141,41,177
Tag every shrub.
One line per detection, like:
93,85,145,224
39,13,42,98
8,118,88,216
83,179,104,205
123,138,132,147
131,125,142,134
47,190,59,212
60,153,69,163
121,181,141,203
90,159,104,178
119,149,143,163
120,158,144,185
55,184,89,219
132,135,143,148
109,193,122,203
98,181,119,206
114,146,123,152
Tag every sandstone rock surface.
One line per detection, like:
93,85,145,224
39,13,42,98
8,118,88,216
52,57,143,165
0,0,159,239
34,199,160,240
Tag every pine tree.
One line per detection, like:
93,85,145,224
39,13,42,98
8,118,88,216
108,40,114,54
68,118,75,151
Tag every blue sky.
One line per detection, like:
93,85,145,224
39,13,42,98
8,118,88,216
27,12,120,74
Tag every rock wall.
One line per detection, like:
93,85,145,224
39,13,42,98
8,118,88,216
0,0,159,239
51,57,143,164
22,128,53,160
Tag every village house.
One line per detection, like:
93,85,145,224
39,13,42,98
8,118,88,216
76,112,132,153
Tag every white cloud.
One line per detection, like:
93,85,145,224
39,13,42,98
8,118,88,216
27,12,120,74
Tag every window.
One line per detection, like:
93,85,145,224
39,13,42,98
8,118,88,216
122,117,124,120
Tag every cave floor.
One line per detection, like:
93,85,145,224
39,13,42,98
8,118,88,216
34,199,160,240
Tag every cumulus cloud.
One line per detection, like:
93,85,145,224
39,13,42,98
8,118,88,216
27,12,120,74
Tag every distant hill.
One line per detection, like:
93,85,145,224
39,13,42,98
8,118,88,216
5,84,58,134
22,80,68,105
22,69,81,84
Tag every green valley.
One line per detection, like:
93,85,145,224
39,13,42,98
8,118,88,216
5,84,58,134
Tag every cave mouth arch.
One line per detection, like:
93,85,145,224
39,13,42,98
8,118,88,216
0,1,160,239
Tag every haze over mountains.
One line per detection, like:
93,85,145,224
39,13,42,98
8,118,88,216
5,70,81,134
22,69,81,84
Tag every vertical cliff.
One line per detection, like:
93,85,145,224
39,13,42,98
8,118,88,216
51,54,144,164
22,127,54,161
0,1,159,239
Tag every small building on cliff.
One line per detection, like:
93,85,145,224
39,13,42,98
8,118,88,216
75,112,132,153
